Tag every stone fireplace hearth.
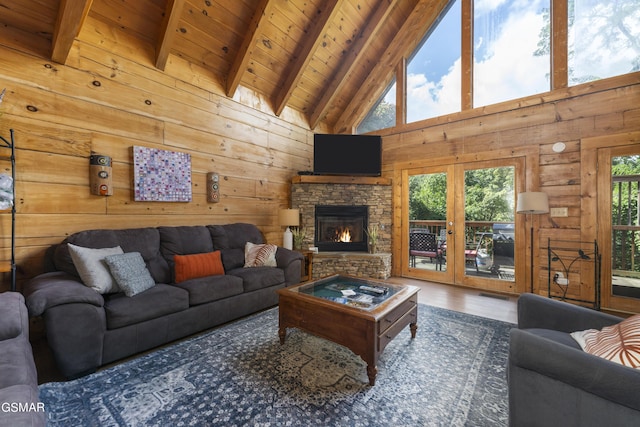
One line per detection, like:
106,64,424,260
291,176,392,279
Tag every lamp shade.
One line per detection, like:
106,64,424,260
516,192,549,214
278,208,300,227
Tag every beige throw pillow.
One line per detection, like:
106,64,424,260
68,243,124,294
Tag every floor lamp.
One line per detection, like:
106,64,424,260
516,192,549,293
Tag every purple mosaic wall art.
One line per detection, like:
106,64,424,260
133,146,192,202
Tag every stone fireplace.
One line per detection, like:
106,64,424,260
291,176,392,279
315,205,368,252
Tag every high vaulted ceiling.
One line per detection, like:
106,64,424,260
0,0,449,131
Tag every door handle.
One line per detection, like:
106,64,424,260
447,230,453,234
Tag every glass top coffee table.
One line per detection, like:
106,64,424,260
277,274,419,386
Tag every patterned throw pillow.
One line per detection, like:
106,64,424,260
244,242,277,268
104,252,156,297
173,251,225,283
67,243,124,294
571,314,640,368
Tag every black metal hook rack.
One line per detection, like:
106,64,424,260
0,129,16,291
546,238,601,310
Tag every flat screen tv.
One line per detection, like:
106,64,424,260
313,134,382,176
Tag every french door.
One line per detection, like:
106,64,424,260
401,158,526,294
597,144,640,313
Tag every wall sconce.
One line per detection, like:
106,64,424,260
279,208,299,250
517,192,549,293
89,154,113,196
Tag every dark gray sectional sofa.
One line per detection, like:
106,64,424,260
0,292,45,427
23,223,303,379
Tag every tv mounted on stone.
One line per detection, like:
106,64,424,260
313,133,382,177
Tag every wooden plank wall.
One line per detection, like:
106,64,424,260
382,72,640,308
0,38,319,291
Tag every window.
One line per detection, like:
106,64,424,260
356,0,638,130
356,80,396,134
569,0,640,85
473,0,550,107
406,0,461,123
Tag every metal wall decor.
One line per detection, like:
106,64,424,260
90,154,113,196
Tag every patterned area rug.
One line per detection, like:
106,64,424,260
39,304,514,426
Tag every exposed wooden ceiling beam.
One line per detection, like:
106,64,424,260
226,0,275,98
51,0,93,64
273,0,342,117
333,0,450,133
308,0,399,129
155,0,185,70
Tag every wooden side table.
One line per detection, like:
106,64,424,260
297,250,314,282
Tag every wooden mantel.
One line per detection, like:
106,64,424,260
292,175,392,185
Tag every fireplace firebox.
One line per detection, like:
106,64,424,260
315,205,368,252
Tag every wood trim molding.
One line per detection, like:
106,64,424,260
292,175,392,186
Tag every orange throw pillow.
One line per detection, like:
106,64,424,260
174,251,224,283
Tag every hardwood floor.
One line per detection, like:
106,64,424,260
30,277,518,384
386,277,518,324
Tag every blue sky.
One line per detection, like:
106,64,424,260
382,0,639,124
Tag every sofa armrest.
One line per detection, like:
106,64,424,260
275,247,304,286
509,328,640,411
517,293,622,332
275,247,303,269
23,271,104,317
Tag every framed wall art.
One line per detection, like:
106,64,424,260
133,146,192,202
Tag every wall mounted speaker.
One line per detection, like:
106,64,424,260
89,154,113,196
207,172,220,203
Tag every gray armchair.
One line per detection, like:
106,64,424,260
508,293,640,427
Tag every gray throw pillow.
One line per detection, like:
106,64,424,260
104,252,156,297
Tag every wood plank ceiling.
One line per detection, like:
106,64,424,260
0,0,449,132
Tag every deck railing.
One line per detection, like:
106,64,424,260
409,220,507,246
612,175,640,277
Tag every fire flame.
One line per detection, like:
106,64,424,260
336,228,351,242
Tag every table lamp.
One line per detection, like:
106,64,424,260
279,208,299,250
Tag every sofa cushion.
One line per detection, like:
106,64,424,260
159,225,214,263
174,251,224,283
0,292,24,341
54,227,171,285
571,314,640,368
67,244,124,294
171,274,244,305
104,252,156,297
228,266,285,292
103,284,189,329
209,223,265,270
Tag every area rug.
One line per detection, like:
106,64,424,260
39,304,514,426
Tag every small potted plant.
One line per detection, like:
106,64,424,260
291,226,307,251
366,224,379,254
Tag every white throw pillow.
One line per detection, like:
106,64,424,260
68,243,124,294
244,242,277,267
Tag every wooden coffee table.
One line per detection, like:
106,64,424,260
277,274,419,386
